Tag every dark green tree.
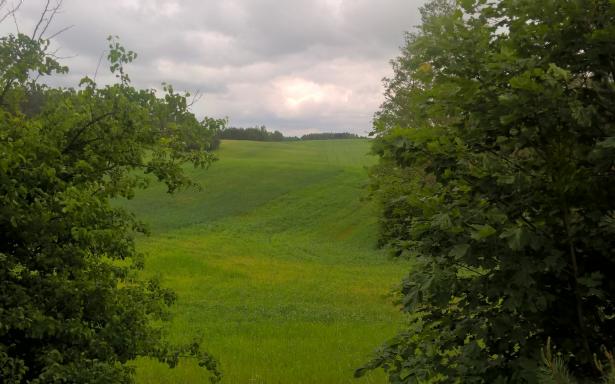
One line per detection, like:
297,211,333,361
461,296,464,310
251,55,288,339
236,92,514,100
359,0,615,382
0,32,223,382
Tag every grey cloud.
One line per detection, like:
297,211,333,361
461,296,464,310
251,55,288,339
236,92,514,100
3,0,425,134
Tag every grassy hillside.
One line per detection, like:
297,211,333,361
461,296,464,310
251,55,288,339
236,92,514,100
119,139,408,383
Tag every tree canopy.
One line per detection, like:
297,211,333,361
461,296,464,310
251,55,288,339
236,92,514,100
0,32,223,382
360,0,615,382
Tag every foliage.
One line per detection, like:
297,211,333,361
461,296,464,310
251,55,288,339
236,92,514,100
184,116,223,151
0,32,223,383
539,338,579,384
538,338,615,384
361,0,615,382
594,351,615,384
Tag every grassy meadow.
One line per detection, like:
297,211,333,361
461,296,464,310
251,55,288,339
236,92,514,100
118,139,409,383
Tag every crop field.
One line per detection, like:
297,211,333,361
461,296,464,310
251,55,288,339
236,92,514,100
118,140,408,383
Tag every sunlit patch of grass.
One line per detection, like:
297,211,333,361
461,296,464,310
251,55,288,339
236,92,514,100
121,140,409,383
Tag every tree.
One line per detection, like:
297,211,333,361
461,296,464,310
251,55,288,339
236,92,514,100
0,29,223,383
359,0,615,382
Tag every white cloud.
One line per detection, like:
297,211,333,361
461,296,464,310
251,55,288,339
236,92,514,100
274,77,350,115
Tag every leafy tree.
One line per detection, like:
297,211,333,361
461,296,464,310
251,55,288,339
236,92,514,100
360,0,615,382
0,31,223,382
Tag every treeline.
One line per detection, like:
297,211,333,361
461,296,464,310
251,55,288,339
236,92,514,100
300,132,359,140
216,126,361,142
217,126,288,141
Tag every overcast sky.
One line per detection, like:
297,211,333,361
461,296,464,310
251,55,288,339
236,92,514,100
4,0,425,136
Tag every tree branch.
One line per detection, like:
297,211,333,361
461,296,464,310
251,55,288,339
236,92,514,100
31,0,52,39
32,0,63,41
62,111,115,154
93,50,105,83
0,0,22,25
46,24,74,40
187,90,202,108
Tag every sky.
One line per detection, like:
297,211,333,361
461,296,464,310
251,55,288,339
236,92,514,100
3,0,425,136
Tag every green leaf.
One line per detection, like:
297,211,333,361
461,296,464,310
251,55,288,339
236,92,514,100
469,224,497,241
500,226,528,251
597,137,615,149
449,243,470,259
432,213,453,229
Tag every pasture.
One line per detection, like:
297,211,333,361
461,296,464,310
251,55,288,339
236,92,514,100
118,140,408,383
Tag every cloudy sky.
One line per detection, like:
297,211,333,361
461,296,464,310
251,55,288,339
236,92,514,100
4,0,425,136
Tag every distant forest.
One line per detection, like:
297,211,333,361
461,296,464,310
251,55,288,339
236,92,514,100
217,126,361,142
300,132,360,140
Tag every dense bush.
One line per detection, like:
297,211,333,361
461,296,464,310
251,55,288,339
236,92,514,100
360,0,615,382
0,33,222,383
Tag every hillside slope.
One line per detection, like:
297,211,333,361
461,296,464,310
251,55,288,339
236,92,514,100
120,140,407,383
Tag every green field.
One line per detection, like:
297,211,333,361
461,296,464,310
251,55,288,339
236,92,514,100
119,139,408,383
